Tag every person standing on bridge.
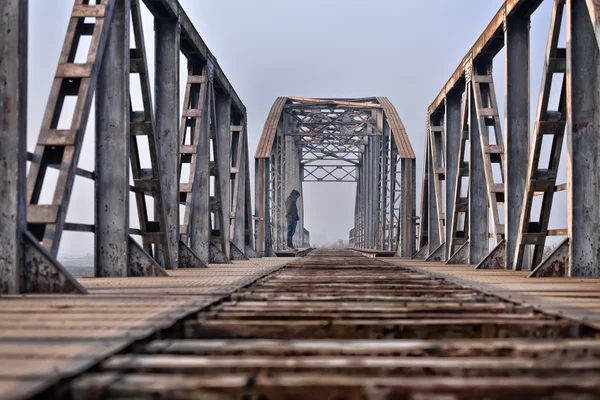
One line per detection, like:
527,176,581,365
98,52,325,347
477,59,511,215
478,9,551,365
285,189,301,251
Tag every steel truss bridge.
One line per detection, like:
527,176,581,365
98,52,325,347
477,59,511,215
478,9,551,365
6,1,600,399
254,97,416,256
416,0,600,278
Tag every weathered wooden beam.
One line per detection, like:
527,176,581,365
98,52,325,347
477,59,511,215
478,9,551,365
95,0,130,277
504,15,530,270
188,64,212,265
567,0,600,277
214,91,232,260
468,74,489,265
255,158,266,257
0,0,27,293
154,15,180,269
445,94,461,259
427,129,441,254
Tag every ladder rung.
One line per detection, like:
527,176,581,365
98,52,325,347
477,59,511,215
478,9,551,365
187,75,206,84
183,109,202,118
180,145,197,154
64,223,95,233
56,63,92,78
180,225,188,235
485,144,504,154
38,129,77,146
131,121,152,136
473,75,494,83
130,58,144,74
431,126,444,133
133,179,159,193
520,232,547,246
72,4,106,18
479,108,498,117
548,57,566,73
230,167,240,174
490,183,504,193
27,205,59,224
456,199,468,212
180,183,193,193
531,179,556,193
435,168,445,175
548,228,568,236
535,169,555,181
230,125,243,132
130,121,152,136
140,232,165,245
538,120,565,135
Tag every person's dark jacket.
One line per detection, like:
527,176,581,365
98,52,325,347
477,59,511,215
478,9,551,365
285,192,300,221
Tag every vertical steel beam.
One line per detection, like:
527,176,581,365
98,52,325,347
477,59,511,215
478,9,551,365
468,75,489,264
445,94,461,259
567,0,600,276
215,91,231,258
264,159,273,256
189,64,212,265
154,16,180,268
255,158,266,257
0,0,27,293
95,0,130,277
399,158,416,257
505,15,530,270
418,133,430,251
230,123,246,253
427,125,441,253
370,127,381,249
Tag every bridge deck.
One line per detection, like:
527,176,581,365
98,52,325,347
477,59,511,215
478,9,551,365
5,252,600,399
394,259,600,330
0,259,286,400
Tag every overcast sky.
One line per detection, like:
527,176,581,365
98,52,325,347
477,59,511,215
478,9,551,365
27,0,563,256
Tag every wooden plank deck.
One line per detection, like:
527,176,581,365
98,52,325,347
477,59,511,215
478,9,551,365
0,258,287,400
393,259,600,331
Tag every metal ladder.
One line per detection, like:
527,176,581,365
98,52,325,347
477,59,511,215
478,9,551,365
514,0,567,270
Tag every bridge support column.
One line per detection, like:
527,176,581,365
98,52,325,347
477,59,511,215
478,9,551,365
468,70,489,264
0,0,28,293
95,0,130,277
445,94,461,260
505,15,530,270
155,16,180,268
215,92,232,259
567,0,600,276
427,115,441,255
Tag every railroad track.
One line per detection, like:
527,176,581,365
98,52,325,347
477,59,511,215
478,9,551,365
72,249,600,399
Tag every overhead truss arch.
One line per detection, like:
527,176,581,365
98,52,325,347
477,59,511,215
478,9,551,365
254,96,416,256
